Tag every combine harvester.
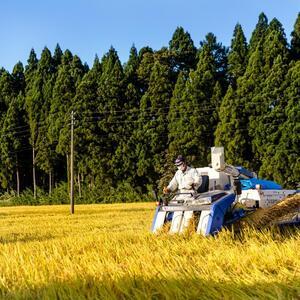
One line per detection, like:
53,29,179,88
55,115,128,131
151,147,300,235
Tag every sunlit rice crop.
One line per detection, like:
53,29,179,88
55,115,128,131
0,203,299,299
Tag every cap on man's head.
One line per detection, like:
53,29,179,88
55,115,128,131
174,155,186,166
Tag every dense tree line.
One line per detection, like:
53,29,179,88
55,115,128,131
0,12,299,203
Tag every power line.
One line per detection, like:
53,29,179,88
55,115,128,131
1,124,30,133
0,118,285,141
77,105,221,117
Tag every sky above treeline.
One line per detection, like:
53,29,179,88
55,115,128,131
1,0,299,72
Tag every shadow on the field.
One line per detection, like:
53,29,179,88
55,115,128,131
1,275,299,299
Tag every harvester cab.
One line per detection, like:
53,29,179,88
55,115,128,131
151,147,300,236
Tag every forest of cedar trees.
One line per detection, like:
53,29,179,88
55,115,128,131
0,12,299,204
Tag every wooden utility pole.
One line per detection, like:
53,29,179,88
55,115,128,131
70,111,75,214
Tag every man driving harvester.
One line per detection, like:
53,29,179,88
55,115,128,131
163,155,202,201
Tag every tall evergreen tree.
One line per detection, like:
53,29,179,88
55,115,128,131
259,61,300,187
0,70,16,190
215,86,247,165
167,72,188,160
138,46,153,61
0,68,7,129
9,62,28,193
199,33,228,92
72,56,102,190
279,73,300,187
70,55,86,87
48,49,80,187
124,45,139,84
216,43,264,168
262,18,289,73
96,47,125,184
248,13,268,55
210,81,223,131
291,13,300,61
134,60,173,187
227,23,248,86
168,26,197,76
53,43,63,70
218,17,289,171
137,47,154,93
25,49,38,86
112,46,142,183
25,47,56,197
249,55,288,171
247,19,289,170
12,62,25,95
124,45,141,109
0,69,14,110
0,19,298,198
169,33,226,166
0,94,28,194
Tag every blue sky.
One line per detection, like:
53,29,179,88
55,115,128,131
0,0,299,72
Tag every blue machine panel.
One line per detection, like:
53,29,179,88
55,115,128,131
151,206,161,232
240,178,282,190
206,193,236,235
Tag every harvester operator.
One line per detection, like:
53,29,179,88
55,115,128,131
163,155,202,199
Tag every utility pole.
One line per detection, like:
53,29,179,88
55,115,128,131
70,110,75,214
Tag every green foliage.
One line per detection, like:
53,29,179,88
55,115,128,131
12,62,25,94
0,70,20,190
248,13,268,56
291,13,300,61
199,33,228,92
262,18,289,73
49,50,85,157
169,26,197,75
1,181,153,206
247,19,289,171
25,49,38,86
228,23,248,86
78,181,149,204
135,59,173,183
137,47,154,92
259,61,300,188
0,13,300,201
113,46,141,184
169,33,227,166
0,95,27,189
0,70,14,110
53,44,63,69
124,45,139,84
215,86,248,166
167,71,188,162
250,55,288,171
96,47,125,181
72,56,102,180
216,37,266,168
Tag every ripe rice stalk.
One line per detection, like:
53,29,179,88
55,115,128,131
157,220,171,234
0,202,299,299
184,212,201,236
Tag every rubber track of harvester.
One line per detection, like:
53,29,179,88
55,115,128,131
249,194,300,229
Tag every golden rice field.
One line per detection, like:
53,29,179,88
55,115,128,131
0,202,299,300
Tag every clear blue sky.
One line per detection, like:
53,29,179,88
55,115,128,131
1,0,299,72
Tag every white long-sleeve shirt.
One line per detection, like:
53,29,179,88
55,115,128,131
167,166,202,192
